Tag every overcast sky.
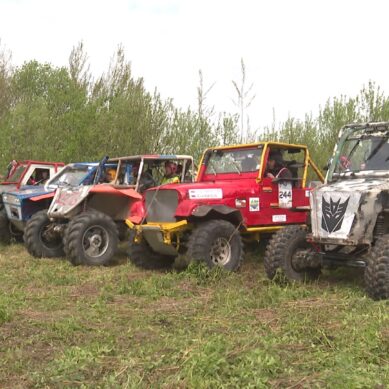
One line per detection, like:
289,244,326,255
1,0,388,130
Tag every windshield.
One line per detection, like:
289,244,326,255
6,165,26,182
333,131,389,177
205,147,262,175
47,165,95,188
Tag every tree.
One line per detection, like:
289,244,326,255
232,58,256,142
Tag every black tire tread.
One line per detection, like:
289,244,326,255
24,209,64,258
64,210,118,266
263,225,320,282
365,235,389,300
0,209,11,244
128,240,175,270
186,219,243,271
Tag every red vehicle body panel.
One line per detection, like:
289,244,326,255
146,178,309,227
128,143,322,229
89,185,142,199
30,192,56,202
2,161,64,187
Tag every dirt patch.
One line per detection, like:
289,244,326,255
69,282,101,299
269,372,323,388
18,308,70,322
281,297,347,310
252,308,280,331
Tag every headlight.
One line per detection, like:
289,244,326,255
3,195,20,205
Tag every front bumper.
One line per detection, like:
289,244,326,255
126,220,189,256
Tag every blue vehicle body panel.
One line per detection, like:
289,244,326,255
3,162,99,225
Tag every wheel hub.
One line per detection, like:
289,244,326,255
82,225,109,258
89,234,103,248
210,237,231,266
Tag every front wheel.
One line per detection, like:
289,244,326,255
264,226,321,282
64,211,118,266
0,209,11,244
186,220,243,271
365,235,389,300
24,210,65,258
128,239,175,270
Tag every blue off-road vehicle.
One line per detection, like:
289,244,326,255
2,162,100,254
0,160,64,243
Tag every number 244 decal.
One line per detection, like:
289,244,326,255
279,190,292,199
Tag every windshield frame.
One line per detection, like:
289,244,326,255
327,124,389,182
46,164,96,190
203,146,263,178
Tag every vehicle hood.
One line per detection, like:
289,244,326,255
0,184,17,196
3,185,53,200
153,179,255,200
48,184,141,218
310,178,389,244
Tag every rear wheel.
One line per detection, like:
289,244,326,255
186,220,243,271
24,210,64,258
365,235,389,300
128,239,175,270
264,226,321,282
64,211,118,266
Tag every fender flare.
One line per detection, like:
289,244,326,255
190,204,243,226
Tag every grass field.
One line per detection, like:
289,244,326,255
0,243,388,388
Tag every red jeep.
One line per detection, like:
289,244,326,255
127,142,324,270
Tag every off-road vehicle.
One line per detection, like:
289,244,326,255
25,155,193,265
126,142,323,270
264,122,389,300
3,162,99,250
0,160,64,242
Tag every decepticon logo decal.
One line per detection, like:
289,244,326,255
321,196,350,233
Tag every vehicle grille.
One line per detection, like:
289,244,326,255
145,189,178,223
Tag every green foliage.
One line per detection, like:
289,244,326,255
1,44,389,176
0,246,387,388
0,47,240,169
258,81,389,171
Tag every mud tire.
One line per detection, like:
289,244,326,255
128,239,175,270
64,210,118,266
24,210,64,258
365,235,389,300
264,225,321,282
0,209,11,244
186,220,243,271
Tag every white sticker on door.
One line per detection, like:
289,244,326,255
272,214,286,222
278,182,292,208
189,188,223,199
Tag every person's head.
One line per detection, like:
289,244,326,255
42,170,49,179
339,155,351,170
268,151,283,170
132,163,140,177
106,168,116,182
164,161,177,176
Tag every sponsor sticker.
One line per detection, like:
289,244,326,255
249,197,260,212
272,214,286,222
305,190,311,197
278,182,292,208
189,188,223,199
